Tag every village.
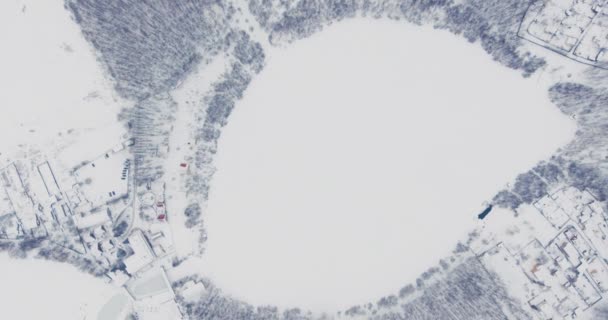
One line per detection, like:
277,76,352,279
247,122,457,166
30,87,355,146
520,0,608,69
471,185,608,319
0,139,199,319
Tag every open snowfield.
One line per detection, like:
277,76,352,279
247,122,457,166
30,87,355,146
0,253,122,320
202,19,576,311
0,0,128,166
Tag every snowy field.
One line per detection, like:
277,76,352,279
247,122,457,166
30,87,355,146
202,19,576,312
0,0,128,166
0,253,122,319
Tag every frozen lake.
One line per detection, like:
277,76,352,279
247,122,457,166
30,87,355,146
202,19,575,312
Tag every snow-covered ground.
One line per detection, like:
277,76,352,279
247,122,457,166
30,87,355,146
202,19,576,312
0,0,128,167
0,253,122,320
166,55,230,257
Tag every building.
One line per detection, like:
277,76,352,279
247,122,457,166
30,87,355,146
37,161,62,198
73,211,111,230
124,230,155,275
1,164,37,229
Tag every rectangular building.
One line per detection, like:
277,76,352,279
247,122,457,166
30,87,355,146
1,164,37,229
124,230,155,275
37,161,61,197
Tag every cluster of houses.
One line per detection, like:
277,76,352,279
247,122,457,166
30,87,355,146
475,186,608,319
0,141,179,301
526,187,608,317
520,0,608,68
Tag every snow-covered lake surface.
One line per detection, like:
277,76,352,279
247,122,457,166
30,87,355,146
202,19,576,312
